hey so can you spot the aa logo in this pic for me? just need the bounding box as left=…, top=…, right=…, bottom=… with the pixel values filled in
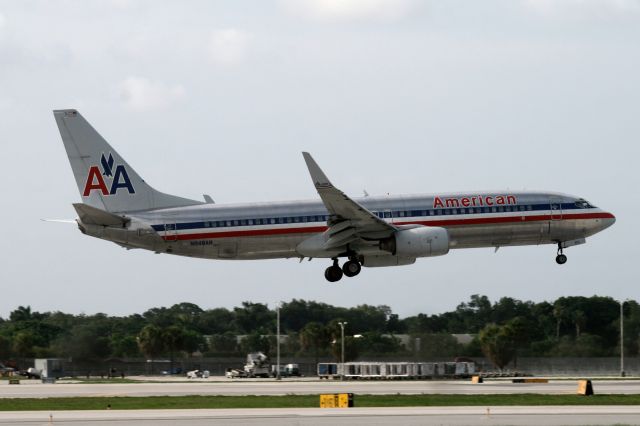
left=83, top=153, right=135, bottom=196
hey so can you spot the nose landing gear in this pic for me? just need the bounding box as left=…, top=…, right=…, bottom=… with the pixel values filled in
left=324, top=257, right=362, bottom=282
left=556, top=243, right=567, bottom=265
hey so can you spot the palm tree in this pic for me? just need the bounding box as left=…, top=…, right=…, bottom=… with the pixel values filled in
left=163, top=326, right=186, bottom=373
left=553, top=304, right=565, bottom=340
left=137, top=325, right=164, bottom=374
left=572, top=310, right=587, bottom=338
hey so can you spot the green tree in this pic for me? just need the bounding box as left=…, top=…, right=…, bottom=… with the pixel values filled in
left=234, top=302, right=274, bottom=334
left=137, top=325, right=165, bottom=364
left=553, top=303, right=566, bottom=340
left=163, top=325, right=187, bottom=372
left=330, top=336, right=360, bottom=362
left=0, top=334, right=12, bottom=359
left=478, top=323, right=516, bottom=371
left=299, top=322, right=328, bottom=365
left=182, top=330, right=205, bottom=356
left=240, top=331, right=271, bottom=354
left=58, top=324, right=110, bottom=361
left=198, top=308, right=234, bottom=334
left=207, top=333, right=238, bottom=355
left=10, top=306, right=33, bottom=322
left=12, top=331, right=36, bottom=359
left=110, top=334, right=140, bottom=358
left=412, top=334, right=463, bottom=358
left=572, top=310, right=587, bottom=338
left=358, top=332, right=403, bottom=355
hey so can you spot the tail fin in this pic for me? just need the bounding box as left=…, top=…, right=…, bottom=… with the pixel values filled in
left=54, top=109, right=202, bottom=213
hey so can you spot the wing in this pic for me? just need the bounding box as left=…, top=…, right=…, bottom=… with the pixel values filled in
left=302, top=152, right=396, bottom=250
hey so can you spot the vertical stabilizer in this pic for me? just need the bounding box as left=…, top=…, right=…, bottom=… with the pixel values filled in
left=54, top=109, right=202, bottom=213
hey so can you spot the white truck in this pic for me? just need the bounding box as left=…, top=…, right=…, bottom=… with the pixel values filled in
left=244, top=352, right=270, bottom=378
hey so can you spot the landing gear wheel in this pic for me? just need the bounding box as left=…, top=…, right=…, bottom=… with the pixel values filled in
left=343, top=260, right=361, bottom=277
left=324, top=265, right=343, bottom=282
left=556, top=243, right=567, bottom=265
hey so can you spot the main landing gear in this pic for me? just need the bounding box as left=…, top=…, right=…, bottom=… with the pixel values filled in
left=556, top=243, right=567, bottom=265
left=325, top=257, right=361, bottom=282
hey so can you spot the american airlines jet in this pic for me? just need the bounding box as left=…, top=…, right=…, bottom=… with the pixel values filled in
left=54, top=110, right=616, bottom=282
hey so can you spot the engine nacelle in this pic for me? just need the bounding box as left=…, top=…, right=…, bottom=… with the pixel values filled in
left=380, top=226, right=449, bottom=258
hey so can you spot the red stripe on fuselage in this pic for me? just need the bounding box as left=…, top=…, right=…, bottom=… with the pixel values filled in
left=160, top=212, right=614, bottom=241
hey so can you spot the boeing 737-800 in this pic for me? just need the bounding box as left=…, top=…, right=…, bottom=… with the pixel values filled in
left=54, top=109, right=615, bottom=282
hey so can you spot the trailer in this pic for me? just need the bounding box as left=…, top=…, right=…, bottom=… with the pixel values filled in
left=319, top=361, right=477, bottom=380
left=317, top=363, right=338, bottom=379
left=34, top=359, right=65, bottom=380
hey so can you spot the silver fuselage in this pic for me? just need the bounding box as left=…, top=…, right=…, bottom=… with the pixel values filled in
left=79, top=190, right=615, bottom=262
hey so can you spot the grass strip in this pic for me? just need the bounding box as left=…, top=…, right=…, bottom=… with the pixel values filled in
left=2, top=394, right=640, bottom=411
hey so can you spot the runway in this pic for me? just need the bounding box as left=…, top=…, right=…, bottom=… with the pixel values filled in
left=2, top=378, right=640, bottom=398
left=1, top=406, right=639, bottom=425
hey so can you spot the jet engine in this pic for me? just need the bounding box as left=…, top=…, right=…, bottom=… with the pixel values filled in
left=379, top=226, right=449, bottom=258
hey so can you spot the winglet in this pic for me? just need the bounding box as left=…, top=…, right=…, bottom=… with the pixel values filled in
left=302, top=152, right=333, bottom=189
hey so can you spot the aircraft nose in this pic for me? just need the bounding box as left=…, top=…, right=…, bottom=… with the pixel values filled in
left=601, top=212, right=616, bottom=230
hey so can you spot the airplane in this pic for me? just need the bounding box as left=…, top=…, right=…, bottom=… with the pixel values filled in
left=54, top=109, right=616, bottom=282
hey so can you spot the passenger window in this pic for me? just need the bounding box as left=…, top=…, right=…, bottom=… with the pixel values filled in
left=429, top=210, right=434, bottom=216
left=498, top=207, right=504, bottom=212
left=240, top=220, right=247, bottom=226
left=491, top=207, right=497, bottom=213
left=527, top=205, right=533, bottom=211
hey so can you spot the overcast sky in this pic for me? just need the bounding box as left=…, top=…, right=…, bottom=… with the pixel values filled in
left=0, top=0, right=638, bottom=319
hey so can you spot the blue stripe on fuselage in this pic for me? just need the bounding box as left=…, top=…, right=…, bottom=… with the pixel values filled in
left=150, top=202, right=588, bottom=233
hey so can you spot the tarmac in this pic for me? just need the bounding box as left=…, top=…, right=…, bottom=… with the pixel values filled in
left=2, top=377, right=640, bottom=398
left=1, top=406, right=640, bottom=425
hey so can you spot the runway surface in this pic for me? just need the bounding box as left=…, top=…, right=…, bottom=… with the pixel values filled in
left=1, top=406, right=639, bottom=425
left=2, top=378, right=640, bottom=398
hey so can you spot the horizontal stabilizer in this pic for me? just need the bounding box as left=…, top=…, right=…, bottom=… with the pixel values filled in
left=73, top=203, right=129, bottom=226
left=41, top=219, right=76, bottom=224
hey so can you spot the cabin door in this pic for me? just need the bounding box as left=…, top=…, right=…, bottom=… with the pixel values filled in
left=163, top=222, right=178, bottom=242
left=550, top=199, right=563, bottom=221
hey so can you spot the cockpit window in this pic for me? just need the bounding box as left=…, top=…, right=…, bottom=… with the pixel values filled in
left=575, top=199, right=595, bottom=209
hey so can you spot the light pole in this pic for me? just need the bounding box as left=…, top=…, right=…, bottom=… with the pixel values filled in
left=620, top=300, right=626, bottom=377
left=276, top=303, right=281, bottom=381
left=338, top=321, right=347, bottom=380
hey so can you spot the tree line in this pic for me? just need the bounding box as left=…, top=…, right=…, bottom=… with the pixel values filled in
left=0, top=295, right=638, bottom=369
